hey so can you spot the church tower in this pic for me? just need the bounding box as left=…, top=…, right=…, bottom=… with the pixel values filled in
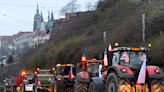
left=40, top=12, right=46, bottom=31
left=33, top=4, right=42, bottom=32
left=45, top=11, right=54, bottom=32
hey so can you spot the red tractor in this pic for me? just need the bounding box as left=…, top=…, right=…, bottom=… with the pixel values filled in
left=88, top=44, right=164, bottom=92
left=74, top=58, right=104, bottom=92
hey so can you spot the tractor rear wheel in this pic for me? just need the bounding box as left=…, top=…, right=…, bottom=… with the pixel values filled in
left=55, top=82, right=64, bottom=92
left=74, top=80, right=88, bottom=92
left=88, top=81, right=98, bottom=92
left=150, top=79, right=164, bottom=92
left=106, top=73, right=133, bottom=92
left=65, top=87, right=73, bottom=92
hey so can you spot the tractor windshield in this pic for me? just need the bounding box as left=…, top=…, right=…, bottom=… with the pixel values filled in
left=38, top=70, right=51, bottom=74
left=56, top=66, right=74, bottom=75
left=37, top=76, right=54, bottom=83
left=87, top=63, right=99, bottom=73
left=120, top=51, right=146, bottom=69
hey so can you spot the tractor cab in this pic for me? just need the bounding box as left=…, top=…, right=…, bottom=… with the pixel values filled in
left=35, top=68, right=55, bottom=91
left=56, top=64, right=75, bottom=76
left=84, top=59, right=102, bottom=77
left=55, top=64, right=75, bottom=92
left=111, top=47, right=149, bottom=70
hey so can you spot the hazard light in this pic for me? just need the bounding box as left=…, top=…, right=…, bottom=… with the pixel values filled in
left=34, top=71, right=37, bottom=74
left=81, top=56, right=86, bottom=61
left=131, top=48, right=141, bottom=51
left=56, top=64, right=61, bottom=66
left=115, top=43, right=119, bottom=47
left=57, top=78, right=61, bottom=81
left=37, top=67, right=40, bottom=71
left=91, top=59, right=97, bottom=62
left=148, top=44, right=152, bottom=48
left=52, top=68, right=55, bottom=71
left=21, top=71, right=26, bottom=76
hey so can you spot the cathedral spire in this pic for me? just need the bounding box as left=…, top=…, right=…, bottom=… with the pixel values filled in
left=40, top=11, right=44, bottom=22
left=51, top=11, right=54, bottom=20
left=36, top=4, right=39, bottom=15
left=48, top=11, right=50, bottom=21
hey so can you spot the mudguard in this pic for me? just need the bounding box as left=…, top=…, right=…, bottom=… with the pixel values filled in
left=76, top=71, right=90, bottom=83
left=146, top=66, right=164, bottom=79
left=107, top=64, right=134, bottom=78
left=91, top=77, right=104, bottom=92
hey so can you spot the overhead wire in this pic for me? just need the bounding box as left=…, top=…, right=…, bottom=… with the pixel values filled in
left=0, top=2, right=60, bottom=8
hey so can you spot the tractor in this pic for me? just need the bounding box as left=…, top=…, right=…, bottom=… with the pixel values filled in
left=35, top=68, right=55, bottom=92
left=3, top=78, right=13, bottom=92
left=88, top=44, right=164, bottom=92
left=55, top=64, right=75, bottom=92
left=74, top=58, right=104, bottom=92
left=20, top=73, right=37, bottom=92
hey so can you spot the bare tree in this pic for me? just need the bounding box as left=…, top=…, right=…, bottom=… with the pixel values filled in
left=86, top=2, right=92, bottom=11
left=59, top=0, right=80, bottom=15
left=85, top=1, right=97, bottom=11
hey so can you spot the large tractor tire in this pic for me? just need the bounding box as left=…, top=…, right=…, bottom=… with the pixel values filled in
left=4, top=86, right=12, bottom=92
left=12, top=86, right=17, bottom=92
left=150, top=79, right=164, bottom=92
left=74, top=80, right=88, bottom=92
left=65, top=87, right=73, bottom=92
left=135, top=83, right=149, bottom=92
left=55, top=82, right=64, bottom=92
left=88, top=82, right=98, bottom=92
left=105, top=73, right=133, bottom=92
left=49, top=83, right=56, bottom=92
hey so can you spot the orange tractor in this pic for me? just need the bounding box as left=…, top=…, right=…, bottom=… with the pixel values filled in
left=88, top=44, right=164, bottom=92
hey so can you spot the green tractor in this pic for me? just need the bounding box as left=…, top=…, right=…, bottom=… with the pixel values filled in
left=35, top=68, right=55, bottom=92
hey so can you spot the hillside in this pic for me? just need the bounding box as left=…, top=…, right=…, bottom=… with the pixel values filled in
left=30, top=0, right=164, bottom=67
left=0, top=0, right=164, bottom=81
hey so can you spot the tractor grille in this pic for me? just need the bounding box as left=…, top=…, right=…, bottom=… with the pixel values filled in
left=41, top=80, right=50, bottom=84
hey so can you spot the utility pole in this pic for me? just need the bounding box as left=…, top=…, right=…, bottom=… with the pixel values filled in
left=103, top=31, right=107, bottom=47
left=142, top=13, right=146, bottom=44
left=103, top=31, right=106, bottom=42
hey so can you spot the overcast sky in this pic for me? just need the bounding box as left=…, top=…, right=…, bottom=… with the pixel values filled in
left=0, top=0, right=98, bottom=36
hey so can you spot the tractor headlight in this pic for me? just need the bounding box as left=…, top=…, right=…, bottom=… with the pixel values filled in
left=120, top=68, right=127, bottom=73
left=154, top=69, right=160, bottom=74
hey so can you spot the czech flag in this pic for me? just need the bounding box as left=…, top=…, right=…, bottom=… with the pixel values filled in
left=108, top=44, right=112, bottom=52
left=137, top=54, right=147, bottom=84
left=81, top=48, right=87, bottom=61
left=103, top=48, right=108, bottom=66
left=98, top=65, right=102, bottom=78
left=69, top=65, right=73, bottom=80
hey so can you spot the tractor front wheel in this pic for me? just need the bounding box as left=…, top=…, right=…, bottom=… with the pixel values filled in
left=150, top=79, right=164, bottom=92
left=74, top=80, right=88, bottom=92
left=106, top=73, right=133, bottom=92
